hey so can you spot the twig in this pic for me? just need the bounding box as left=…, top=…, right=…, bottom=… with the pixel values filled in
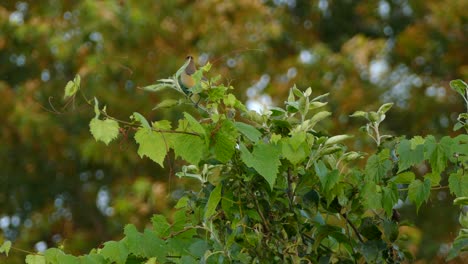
left=252, top=191, right=270, bottom=232
left=287, top=167, right=294, bottom=211
left=342, top=213, right=364, bottom=243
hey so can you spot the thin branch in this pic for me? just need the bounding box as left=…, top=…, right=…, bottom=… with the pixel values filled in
left=397, top=185, right=449, bottom=192
left=342, top=213, right=364, bottom=243
left=286, top=167, right=294, bottom=211
left=251, top=191, right=270, bottom=232
left=162, top=225, right=207, bottom=240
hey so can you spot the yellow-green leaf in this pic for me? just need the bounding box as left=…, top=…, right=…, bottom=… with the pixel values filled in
left=0, top=240, right=11, bottom=256
left=89, top=118, right=119, bottom=145
left=134, top=127, right=168, bottom=167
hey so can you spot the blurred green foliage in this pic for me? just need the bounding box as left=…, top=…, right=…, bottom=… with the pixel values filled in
left=0, top=0, right=466, bottom=263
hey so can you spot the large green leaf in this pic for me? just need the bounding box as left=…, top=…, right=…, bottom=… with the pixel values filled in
left=168, top=133, right=205, bottom=165
left=134, top=127, right=168, bottom=167
left=361, top=182, right=382, bottom=210
left=44, top=248, right=80, bottom=264
left=446, top=232, right=468, bottom=261
left=124, top=225, right=166, bottom=261
left=408, top=179, right=431, bottom=212
left=235, top=122, right=262, bottom=143
left=183, top=112, right=206, bottom=135
left=282, top=132, right=309, bottom=165
left=89, top=118, right=119, bottom=145
left=0, top=241, right=11, bottom=256
left=205, top=184, right=222, bottom=220
left=424, top=136, right=453, bottom=173
left=151, top=215, right=171, bottom=237
left=239, top=142, right=281, bottom=189
left=449, top=79, right=468, bottom=97
left=448, top=170, right=468, bottom=197
left=390, top=171, right=415, bottom=184
left=100, top=240, right=129, bottom=264
left=314, top=161, right=339, bottom=192
left=213, top=120, right=238, bottom=162
left=382, top=184, right=398, bottom=216
left=365, top=149, right=392, bottom=182
left=25, top=255, right=45, bottom=264
left=396, top=139, right=424, bottom=173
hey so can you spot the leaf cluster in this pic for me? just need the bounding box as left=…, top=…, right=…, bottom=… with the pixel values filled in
left=4, top=69, right=468, bottom=263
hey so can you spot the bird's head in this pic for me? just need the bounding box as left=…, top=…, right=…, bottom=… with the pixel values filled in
left=185, top=55, right=196, bottom=74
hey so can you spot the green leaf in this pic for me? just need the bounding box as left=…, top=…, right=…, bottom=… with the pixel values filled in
left=205, top=184, right=222, bottom=220
left=235, top=122, right=262, bottom=143
left=377, top=103, right=393, bottom=115
left=454, top=122, right=464, bottom=131
left=90, top=97, right=99, bottom=119
left=142, top=82, right=173, bottom=93
left=134, top=127, right=168, bottom=167
left=424, top=172, right=441, bottom=186
left=314, top=161, right=339, bottom=192
left=0, top=240, right=11, bottom=256
left=382, top=185, right=398, bottom=216
left=25, top=254, right=46, bottom=264
left=213, top=120, right=238, bottom=162
left=239, top=142, right=281, bottom=189
left=446, top=233, right=468, bottom=260
left=408, top=179, right=431, bottom=212
left=350, top=111, right=368, bottom=119
left=281, top=137, right=308, bottom=165
left=79, top=254, right=106, bottom=264
left=324, top=135, right=353, bottom=146
left=131, top=112, right=151, bottom=129
left=44, top=248, right=65, bottom=263
left=311, top=92, right=329, bottom=102
left=359, top=218, right=383, bottom=240
left=390, top=171, right=415, bottom=184
left=151, top=215, right=171, bottom=237
left=124, top=225, right=166, bottom=261
left=188, top=240, right=209, bottom=258
left=361, top=182, right=382, bottom=209
left=460, top=212, right=468, bottom=228
left=424, top=136, right=453, bottom=173
left=411, top=136, right=425, bottom=148
left=56, top=254, right=80, bottom=264
left=449, top=79, right=468, bottom=97
left=309, top=101, right=327, bottom=110
left=224, top=93, right=237, bottom=107
left=365, top=149, right=392, bottom=182
left=448, top=170, right=468, bottom=197
left=63, top=74, right=80, bottom=100
left=152, top=99, right=179, bottom=110
left=313, top=225, right=344, bottom=252
left=309, top=111, right=331, bottom=128
left=183, top=113, right=206, bottom=135
left=396, top=139, right=424, bottom=173
left=281, top=131, right=308, bottom=164
left=383, top=219, right=399, bottom=242
left=89, top=118, right=119, bottom=145
left=359, top=240, right=387, bottom=263
left=454, top=197, right=468, bottom=206
left=168, top=133, right=205, bottom=164
left=100, top=241, right=128, bottom=264
left=152, top=120, right=172, bottom=130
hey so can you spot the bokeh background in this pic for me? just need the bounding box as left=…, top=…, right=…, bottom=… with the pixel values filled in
left=0, top=0, right=467, bottom=263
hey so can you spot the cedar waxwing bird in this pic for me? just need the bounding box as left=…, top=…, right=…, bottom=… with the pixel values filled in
left=179, top=55, right=197, bottom=94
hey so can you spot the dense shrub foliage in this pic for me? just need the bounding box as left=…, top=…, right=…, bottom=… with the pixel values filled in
left=1, top=65, right=467, bottom=263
